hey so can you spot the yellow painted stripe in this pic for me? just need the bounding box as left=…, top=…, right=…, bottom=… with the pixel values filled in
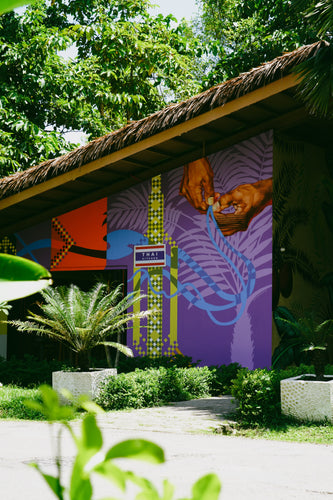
left=132, top=269, right=141, bottom=347
left=169, top=246, right=178, bottom=345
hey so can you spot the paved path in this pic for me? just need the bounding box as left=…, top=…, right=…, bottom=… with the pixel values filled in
left=0, top=397, right=332, bottom=499
left=98, top=395, right=238, bottom=433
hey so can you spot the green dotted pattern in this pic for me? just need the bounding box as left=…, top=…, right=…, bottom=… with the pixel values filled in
left=146, top=176, right=164, bottom=358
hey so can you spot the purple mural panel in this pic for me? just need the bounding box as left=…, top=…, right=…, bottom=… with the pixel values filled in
left=106, top=131, right=273, bottom=368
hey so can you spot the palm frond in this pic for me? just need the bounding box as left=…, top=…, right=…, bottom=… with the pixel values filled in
left=307, top=0, right=333, bottom=38
left=101, top=341, right=133, bottom=357
left=283, top=247, right=320, bottom=285
left=294, top=43, right=333, bottom=117
left=273, top=160, right=299, bottom=222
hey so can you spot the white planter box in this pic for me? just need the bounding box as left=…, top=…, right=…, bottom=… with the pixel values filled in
left=52, top=368, right=117, bottom=403
left=281, top=375, right=333, bottom=423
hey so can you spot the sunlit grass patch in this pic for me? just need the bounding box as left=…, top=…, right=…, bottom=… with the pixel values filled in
left=238, top=420, right=333, bottom=444
left=0, top=385, right=44, bottom=420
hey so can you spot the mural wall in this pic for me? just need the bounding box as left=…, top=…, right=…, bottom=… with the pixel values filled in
left=12, top=131, right=273, bottom=368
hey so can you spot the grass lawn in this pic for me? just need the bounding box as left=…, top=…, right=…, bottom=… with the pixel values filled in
left=237, top=421, right=333, bottom=445
left=0, top=385, right=44, bottom=420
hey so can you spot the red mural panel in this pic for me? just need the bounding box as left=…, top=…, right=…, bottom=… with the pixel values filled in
left=51, top=198, right=107, bottom=270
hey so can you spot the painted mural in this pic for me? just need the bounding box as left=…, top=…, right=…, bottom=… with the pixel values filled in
left=106, top=131, right=273, bottom=368
left=12, top=131, right=273, bottom=368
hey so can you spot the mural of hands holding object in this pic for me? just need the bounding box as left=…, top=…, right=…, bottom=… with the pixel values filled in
left=180, top=158, right=272, bottom=236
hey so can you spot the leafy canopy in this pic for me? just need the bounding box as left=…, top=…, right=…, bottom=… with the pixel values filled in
left=0, top=0, right=204, bottom=176
left=196, top=0, right=319, bottom=86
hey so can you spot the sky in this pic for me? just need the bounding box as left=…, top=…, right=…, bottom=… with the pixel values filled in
left=149, top=0, right=199, bottom=20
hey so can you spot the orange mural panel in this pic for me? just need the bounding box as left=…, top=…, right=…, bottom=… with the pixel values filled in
left=51, top=198, right=107, bottom=270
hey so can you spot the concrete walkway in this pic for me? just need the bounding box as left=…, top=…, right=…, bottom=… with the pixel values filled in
left=0, top=396, right=332, bottom=499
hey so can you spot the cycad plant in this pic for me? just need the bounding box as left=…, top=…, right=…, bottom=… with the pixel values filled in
left=273, top=310, right=333, bottom=378
left=8, top=283, right=151, bottom=371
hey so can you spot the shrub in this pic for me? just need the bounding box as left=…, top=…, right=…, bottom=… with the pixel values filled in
left=182, top=366, right=213, bottom=398
left=230, top=368, right=282, bottom=426
left=208, top=363, right=242, bottom=395
left=230, top=364, right=324, bottom=427
left=0, top=385, right=44, bottom=420
left=96, top=368, right=161, bottom=410
left=96, top=366, right=212, bottom=410
left=0, top=355, right=69, bottom=387
left=158, top=366, right=212, bottom=403
left=117, top=354, right=197, bottom=373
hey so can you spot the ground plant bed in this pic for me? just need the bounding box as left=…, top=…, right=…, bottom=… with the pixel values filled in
left=281, top=375, right=333, bottom=423
left=52, top=368, right=117, bottom=403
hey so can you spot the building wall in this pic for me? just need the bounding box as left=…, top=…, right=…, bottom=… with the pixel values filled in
left=12, top=131, right=273, bottom=368
left=272, top=134, right=333, bottom=363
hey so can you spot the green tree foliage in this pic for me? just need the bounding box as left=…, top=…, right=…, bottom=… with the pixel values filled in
left=0, top=0, right=203, bottom=175
left=196, top=0, right=319, bottom=86
left=290, top=0, right=333, bottom=117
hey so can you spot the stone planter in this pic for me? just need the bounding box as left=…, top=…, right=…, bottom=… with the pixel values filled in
left=52, top=368, right=117, bottom=403
left=281, top=375, right=333, bottom=423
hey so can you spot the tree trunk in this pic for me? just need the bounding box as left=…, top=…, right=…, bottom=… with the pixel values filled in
left=77, top=351, right=90, bottom=372
left=311, top=349, right=328, bottom=379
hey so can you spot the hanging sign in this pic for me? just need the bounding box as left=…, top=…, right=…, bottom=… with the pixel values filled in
left=134, top=244, right=166, bottom=268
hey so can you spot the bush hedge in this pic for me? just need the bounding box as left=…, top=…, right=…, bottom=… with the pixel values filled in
left=230, top=364, right=324, bottom=427
left=96, top=366, right=212, bottom=410
left=208, top=363, right=241, bottom=395
left=117, top=354, right=197, bottom=373
left=0, top=355, right=69, bottom=387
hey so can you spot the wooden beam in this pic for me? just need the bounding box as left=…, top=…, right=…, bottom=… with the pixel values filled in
left=0, top=74, right=298, bottom=212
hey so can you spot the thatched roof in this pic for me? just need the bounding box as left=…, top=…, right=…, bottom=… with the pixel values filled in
left=0, top=40, right=328, bottom=201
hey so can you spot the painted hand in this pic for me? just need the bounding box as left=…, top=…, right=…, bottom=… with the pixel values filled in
left=214, top=178, right=273, bottom=236
left=179, top=158, right=215, bottom=212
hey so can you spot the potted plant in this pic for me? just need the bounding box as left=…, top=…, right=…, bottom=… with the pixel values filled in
left=278, top=312, right=333, bottom=422
left=8, top=282, right=151, bottom=401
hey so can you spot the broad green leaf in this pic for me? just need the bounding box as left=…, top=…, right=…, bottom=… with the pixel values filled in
left=78, top=396, right=105, bottom=415
left=105, top=439, right=165, bottom=464
left=190, top=473, right=221, bottom=500
left=0, top=0, right=29, bottom=14
left=92, top=460, right=126, bottom=491
left=70, top=414, right=103, bottom=499
left=125, top=471, right=160, bottom=498
left=162, top=479, right=175, bottom=500
left=69, top=473, right=93, bottom=500
left=30, top=463, right=65, bottom=500
left=25, top=385, right=75, bottom=421
left=81, top=414, right=103, bottom=453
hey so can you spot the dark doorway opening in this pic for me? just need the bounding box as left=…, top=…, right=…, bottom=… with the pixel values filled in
left=7, top=268, right=127, bottom=368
